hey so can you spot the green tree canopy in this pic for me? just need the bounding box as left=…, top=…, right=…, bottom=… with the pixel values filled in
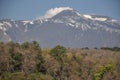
left=49, top=45, right=66, bottom=62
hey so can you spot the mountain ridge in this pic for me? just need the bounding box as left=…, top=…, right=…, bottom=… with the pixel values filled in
left=0, top=7, right=120, bottom=48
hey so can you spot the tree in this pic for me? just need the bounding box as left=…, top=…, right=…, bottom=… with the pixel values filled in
left=29, top=41, right=46, bottom=73
left=49, top=45, right=66, bottom=63
left=11, top=52, right=22, bottom=71
left=21, top=42, right=29, bottom=49
left=49, top=45, right=67, bottom=80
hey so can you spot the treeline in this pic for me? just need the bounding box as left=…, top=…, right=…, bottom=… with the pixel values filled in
left=0, top=41, right=120, bottom=80
left=81, top=47, right=120, bottom=51
left=101, top=47, right=120, bottom=51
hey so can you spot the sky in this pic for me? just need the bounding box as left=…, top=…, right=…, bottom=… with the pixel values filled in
left=0, top=0, right=120, bottom=20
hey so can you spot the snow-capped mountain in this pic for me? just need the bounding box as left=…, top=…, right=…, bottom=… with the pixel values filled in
left=0, top=7, right=120, bottom=48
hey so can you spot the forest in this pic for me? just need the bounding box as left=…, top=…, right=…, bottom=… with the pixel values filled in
left=0, top=41, right=120, bottom=80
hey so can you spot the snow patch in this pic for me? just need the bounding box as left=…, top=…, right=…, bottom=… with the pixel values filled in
left=44, top=7, right=73, bottom=18
left=15, top=24, right=18, bottom=27
left=0, top=23, right=4, bottom=26
left=44, top=19, right=48, bottom=22
left=3, top=22, right=12, bottom=27
left=75, top=12, right=81, bottom=16
left=75, top=23, right=80, bottom=28
left=67, top=23, right=75, bottom=27
left=111, top=19, right=117, bottom=22
left=84, top=15, right=107, bottom=21
left=0, top=26, right=7, bottom=31
left=24, top=25, right=28, bottom=32
left=39, top=19, right=43, bottom=23
left=68, top=18, right=76, bottom=23
left=4, top=32, right=7, bottom=36
left=53, top=19, right=63, bottom=23
left=30, top=21, right=34, bottom=24
left=84, top=24, right=91, bottom=29
left=94, top=18, right=107, bottom=21
left=22, top=21, right=31, bottom=23
left=83, top=15, right=92, bottom=19
left=22, top=21, right=33, bottom=25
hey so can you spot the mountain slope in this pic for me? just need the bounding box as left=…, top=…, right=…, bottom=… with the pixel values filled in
left=0, top=7, right=120, bottom=48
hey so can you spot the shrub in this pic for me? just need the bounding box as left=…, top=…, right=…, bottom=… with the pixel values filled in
left=94, top=64, right=114, bottom=80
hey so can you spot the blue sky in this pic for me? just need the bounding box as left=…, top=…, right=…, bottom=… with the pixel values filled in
left=0, top=0, right=120, bottom=20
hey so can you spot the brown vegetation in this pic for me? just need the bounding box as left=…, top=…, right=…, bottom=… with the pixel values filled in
left=0, top=41, right=120, bottom=80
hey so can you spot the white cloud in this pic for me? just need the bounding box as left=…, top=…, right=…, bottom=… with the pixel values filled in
left=44, top=7, right=73, bottom=18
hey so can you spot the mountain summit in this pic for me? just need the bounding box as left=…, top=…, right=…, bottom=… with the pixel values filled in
left=43, top=7, right=73, bottom=18
left=0, top=7, right=120, bottom=48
